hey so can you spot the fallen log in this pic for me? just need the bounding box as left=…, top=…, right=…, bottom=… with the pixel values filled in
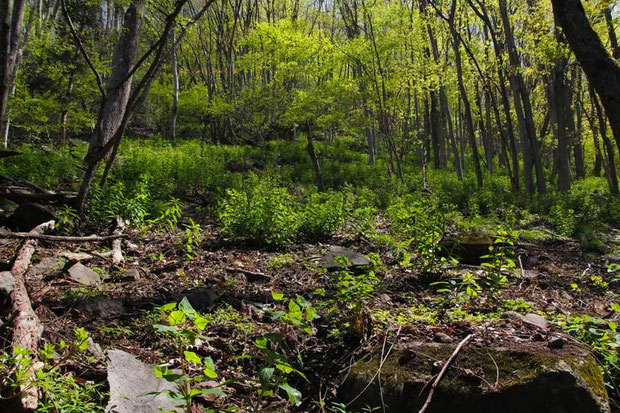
left=0, top=191, right=75, bottom=203
left=9, top=220, right=55, bottom=411
left=0, top=232, right=128, bottom=242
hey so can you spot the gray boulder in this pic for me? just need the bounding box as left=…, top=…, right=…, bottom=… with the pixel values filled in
left=8, top=202, right=55, bottom=232
left=30, top=257, right=65, bottom=278
left=106, top=350, right=182, bottom=413
left=77, top=297, right=126, bottom=320
left=319, top=246, right=371, bottom=271
left=184, top=286, right=219, bottom=311
left=67, top=263, right=101, bottom=285
left=340, top=342, right=609, bottom=413
left=0, top=197, right=18, bottom=215
left=0, top=271, right=14, bottom=308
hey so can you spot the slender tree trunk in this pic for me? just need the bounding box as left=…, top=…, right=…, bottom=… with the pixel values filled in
left=305, top=122, right=324, bottom=191
left=0, top=0, right=26, bottom=143
left=167, top=27, right=179, bottom=145
left=591, top=86, right=619, bottom=195
left=552, top=0, right=620, bottom=161
left=449, top=9, right=482, bottom=187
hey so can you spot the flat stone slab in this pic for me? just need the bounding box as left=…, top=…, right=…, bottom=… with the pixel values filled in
left=183, top=286, right=220, bottom=311
left=522, top=313, right=549, bottom=332
left=319, top=246, right=371, bottom=271
left=31, top=257, right=65, bottom=278
left=106, top=350, right=182, bottom=413
left=77, top=297, right=126, bottom=320
left=0, top=271, right=14, bottom=307
left=341, top=342, right=609, bottom=413
left=67, top=262, right=101, bottom=285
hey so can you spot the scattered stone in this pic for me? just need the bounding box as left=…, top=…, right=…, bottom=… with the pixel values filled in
left=8, top=202, right=56, bottom=232
left=86, top=337, right=105, bottom=360
left=433, top=332, right=454, bottom=343
left=0, top=271, right=14, bottom=307
left=522, top=270, right=539, bottom=279
left=377, top=293, right=392, bottom=304
left=522, top=313, right=549, bottom=332
left=30, top=257, right=65, bottom=278
left=548, top=334, right=566, bottom=349
left=441, top=233, right=492, bottom=265
left=0, top=197, right=18, bottom=215
left=122, top=268, right=141, bottom=281
left=77, top=296, right=126, bottom=320
left=501, top=311, right=525, bottom=322
left=124, top=240, right=139, bottom=251
left=184, top=287, right=219, bottom=311
left=106, top=350, right=182, bottom=413
left=319, top=246, right=371, bottom=271
left=341, top=343, right=610, bottom=413
left=60, top=252, right=93, bottom=262
left=67, top=262, right=101, bottom=286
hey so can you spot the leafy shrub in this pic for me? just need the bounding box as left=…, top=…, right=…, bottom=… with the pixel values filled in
left=88, top=175, right=154, bottom=226
left=299, top=191, right=352, bottom=241
left=386, top=193, right=450, bottom=278
left=219, top=177, right=300, bottom=247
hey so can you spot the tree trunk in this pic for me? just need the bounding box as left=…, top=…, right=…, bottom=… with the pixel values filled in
left=167, top=27, right=179, bottom=145
left=551, top=0, right=620, bottom=160
left=0, top=0, right=26, bottom=143
left=449, top=7, right=483, bottom=187
left=75, top=0, right=146, bottom=211
left=500, top=0, right=546, bottom=194
left=305, top=122, right=324, bottom=191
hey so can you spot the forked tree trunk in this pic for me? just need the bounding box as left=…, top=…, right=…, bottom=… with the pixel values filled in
left=75, top=0, right=146, bottom=211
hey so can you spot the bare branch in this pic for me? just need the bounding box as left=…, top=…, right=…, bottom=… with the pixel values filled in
left=60, top=0, right=105, bottom=98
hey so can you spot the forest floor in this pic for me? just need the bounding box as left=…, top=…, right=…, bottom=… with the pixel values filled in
left=3, top=210, right=619, bottom=412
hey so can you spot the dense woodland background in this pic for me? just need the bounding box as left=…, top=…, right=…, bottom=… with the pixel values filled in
left=1, top=0, right=620, bottom=412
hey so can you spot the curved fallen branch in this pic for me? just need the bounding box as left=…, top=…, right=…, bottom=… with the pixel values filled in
left=418, top=334, right=475, bottom=413
left=10, top=220, right=55, bottom=411
left=0, top=232, right=128, bottom=242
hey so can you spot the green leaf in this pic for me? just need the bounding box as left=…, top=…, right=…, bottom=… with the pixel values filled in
left=203, top=356, right=217, bottom=378
left=271, top=291, right=284, bottom=301
left=178, top=297, right=195, bottom=316
left=259, top=367, right=274, bottom=382
left=279, top=382, right=302, bottom=405
left=159, top=302, right=177, bottom=312
left=153, top=324, right=178, bottom=334
left=168, top=310, right=186, bottom=326
left=305, top=306, right=319, bottom=322
left=184, top=351, right=202, bottom=365
left=194, top=316, right=208, bottom=331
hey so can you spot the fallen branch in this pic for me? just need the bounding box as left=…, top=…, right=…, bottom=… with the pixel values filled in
left=0, top=191, right=76, bottom=203
left=0, top=232, right=128, bottom=242
left=9, top=220, right=55, bottom=411
left=110, top=217, right=125, bottom=265
left=418, top=334, right=475, bottom=413
left=225, top=266, right=270, bottom=281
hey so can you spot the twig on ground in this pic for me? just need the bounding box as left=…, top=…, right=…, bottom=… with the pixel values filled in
left=418, top=334, right=475, bottom=413
left=0, top=232, right=128, bottom=242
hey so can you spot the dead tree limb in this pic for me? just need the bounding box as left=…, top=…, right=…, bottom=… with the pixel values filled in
left=110, top=216, right=124, bottom=265
left=418, top=334, right=475, bottom=413
left=0, top=232, right=127, bottom=242
left=10, top=219, right=55, bottom=411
